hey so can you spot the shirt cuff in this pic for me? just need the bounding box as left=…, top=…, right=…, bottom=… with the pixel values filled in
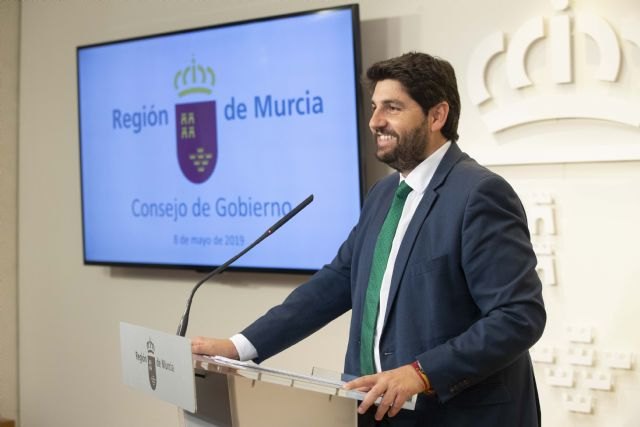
left=229, top=333, right=259, bottom=361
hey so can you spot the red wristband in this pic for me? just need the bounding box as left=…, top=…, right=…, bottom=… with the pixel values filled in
left=411, top=361, right=430, bottom=393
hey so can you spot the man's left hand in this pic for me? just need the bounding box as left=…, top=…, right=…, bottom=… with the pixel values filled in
left=343, top=364, right=425, bottom=420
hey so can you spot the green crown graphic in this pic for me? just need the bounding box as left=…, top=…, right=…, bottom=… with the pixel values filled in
left=174, top=57, right=216, bottom=97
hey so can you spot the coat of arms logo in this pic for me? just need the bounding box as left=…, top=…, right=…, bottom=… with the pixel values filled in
left=174, top=58, right=217, bottom=183
left=147, top=338, right=157, bottom=390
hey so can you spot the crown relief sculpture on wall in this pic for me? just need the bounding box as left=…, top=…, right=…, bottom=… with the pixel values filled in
left=467, top=0, right=639, bottom=133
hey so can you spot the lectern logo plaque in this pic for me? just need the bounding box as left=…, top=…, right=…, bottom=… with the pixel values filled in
left=120, top=322, right=196, bottom=411
left=147, top=338, right=157, bottom=390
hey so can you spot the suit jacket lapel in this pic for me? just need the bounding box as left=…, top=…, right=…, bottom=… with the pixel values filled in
left=382, top=143, right=467, bottom=326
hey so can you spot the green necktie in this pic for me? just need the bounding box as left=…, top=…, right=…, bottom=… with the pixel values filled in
left=360, top=180, right=413, bottom=375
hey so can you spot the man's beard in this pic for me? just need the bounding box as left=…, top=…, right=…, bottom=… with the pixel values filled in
left=375, top=121, right=429, bottom=172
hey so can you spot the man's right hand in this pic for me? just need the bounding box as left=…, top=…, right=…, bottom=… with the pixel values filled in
left=191, top=337, right=239, bottom=360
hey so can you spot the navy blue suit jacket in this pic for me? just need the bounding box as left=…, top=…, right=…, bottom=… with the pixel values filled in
left=243, top=143, right=546, bottom=426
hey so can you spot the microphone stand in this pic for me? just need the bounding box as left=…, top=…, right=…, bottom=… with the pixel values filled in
left=176, top=194, right=313, bottom=336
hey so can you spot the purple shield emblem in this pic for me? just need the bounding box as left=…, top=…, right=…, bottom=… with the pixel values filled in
left=176, top=101, right=217, bottom=183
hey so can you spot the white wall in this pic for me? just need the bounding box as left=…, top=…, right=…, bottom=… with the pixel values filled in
left=0, top=0, right=20, bottom=422
left=492, top=161, right=640, bottom=426
left=18, top=0, right=640, bottom=426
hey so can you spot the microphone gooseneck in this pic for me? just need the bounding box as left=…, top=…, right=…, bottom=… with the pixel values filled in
left=176, top=194, right=314, bottom=336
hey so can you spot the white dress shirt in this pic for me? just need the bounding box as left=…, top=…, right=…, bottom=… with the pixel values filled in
left=232, top=142, right=452, bottom=368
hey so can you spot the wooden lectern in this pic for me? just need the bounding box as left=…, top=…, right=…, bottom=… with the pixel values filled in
left=120, top=322, right=416, bottom=427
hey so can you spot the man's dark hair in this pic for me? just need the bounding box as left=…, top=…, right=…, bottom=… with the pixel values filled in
left=366, top=52, right=461, bottom=142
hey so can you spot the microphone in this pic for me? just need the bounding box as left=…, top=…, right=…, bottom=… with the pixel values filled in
left=176, top=194, right=314, bottom=336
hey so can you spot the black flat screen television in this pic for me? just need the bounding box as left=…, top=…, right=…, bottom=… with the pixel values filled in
left=77, top=4, right=363, bottom=273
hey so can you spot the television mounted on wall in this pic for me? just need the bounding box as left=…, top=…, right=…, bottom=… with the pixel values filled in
left=77, top=4, right=363, bottom=273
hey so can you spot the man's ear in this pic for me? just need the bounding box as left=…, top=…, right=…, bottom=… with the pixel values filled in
left=428, top=102, right=449, bottom=133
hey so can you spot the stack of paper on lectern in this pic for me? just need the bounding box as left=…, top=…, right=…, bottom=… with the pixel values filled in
left=196, top=355, right=416, bottom=410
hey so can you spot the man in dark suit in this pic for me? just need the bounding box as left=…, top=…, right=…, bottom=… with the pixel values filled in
left=192, top=52, right=546, bottom=426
